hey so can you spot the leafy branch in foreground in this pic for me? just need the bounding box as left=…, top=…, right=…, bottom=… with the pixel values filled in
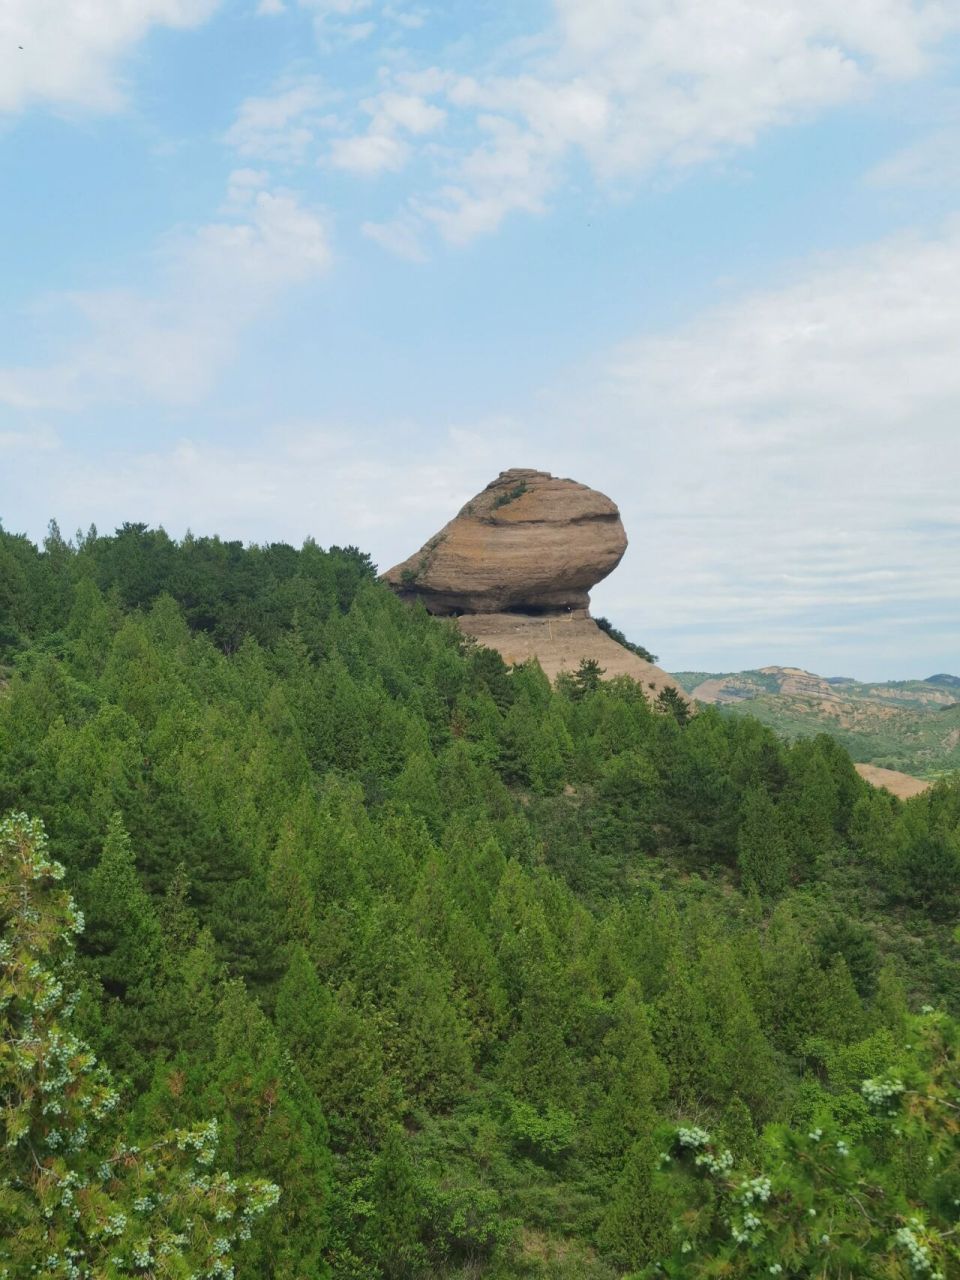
left=0, top=812, right=279, bottom=1279
left=651, top=1009, right=960, bottom=1278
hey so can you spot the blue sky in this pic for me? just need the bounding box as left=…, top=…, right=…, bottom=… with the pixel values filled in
left=2, top=1, right=960, bottom=679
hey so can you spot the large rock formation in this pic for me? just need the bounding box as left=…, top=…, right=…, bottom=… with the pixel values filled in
left=381, top=469, right=627, bottom=615
left=383, top=468, right=688, bottom=703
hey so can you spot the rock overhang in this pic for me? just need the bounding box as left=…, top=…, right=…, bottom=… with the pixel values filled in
left=381, top=468, right=628, bottom=616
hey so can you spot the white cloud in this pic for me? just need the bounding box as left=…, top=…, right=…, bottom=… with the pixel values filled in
left=413, top=114, right=556, bottom=243
left=2, top=420, right=525, bottom=559
left=868, top=122, right=960, bottom=187
left=383, top=6, right=427, bottom=29
left=348, top=0, right=960, bottom=245
left=330, top=131, right=410, bottom=173
left=0, top=427, right=59, bottom=453
left=340, top=20, right=377, bottom=41
left=225, top=81, right=328, bottom=164
left=0, top=0, right=221, bottom=114
left=327, top=89, right=445, bottom=174
left=225, top=167, right=270, bottom=207
left=370, top=91, right=446, bottom=135
left=361, top=216, right=427, bottom=260
left=295, top=0, right=378, bottom=45
left=256, top=0, right=287, bottom=13
left=300, top=0, right=372, bottom=12
left=570, top=218, right=960, bottom=671
left=0, top=185, right=332, bottom=409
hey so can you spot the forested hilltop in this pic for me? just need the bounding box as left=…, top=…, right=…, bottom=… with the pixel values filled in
left=1, top=521, right=958, bottom=1279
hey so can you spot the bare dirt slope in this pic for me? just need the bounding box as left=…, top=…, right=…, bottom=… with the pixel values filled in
left=853, top=763, right=932, bottom=800
left=459, top=611, right=684, bottom=699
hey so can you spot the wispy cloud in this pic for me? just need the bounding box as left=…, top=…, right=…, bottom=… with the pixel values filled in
left=303, top=0, right=960, bottom=248
left=868, top=119, right=960, bottom=188
left=0, top=0, right=221, bottom=115
left=224, top=79, right=330, bottom=165
left=327, top=89, right=445, bottom=173
left=578, top=216, right=960, bottom=670
left=297, top=0, right=378, bottom=47
left=0, top=419, right=525, bottom=553
left=0, top=180, right=332, bottom=409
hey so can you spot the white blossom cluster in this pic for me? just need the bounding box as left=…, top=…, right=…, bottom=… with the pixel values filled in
left=177, top=1118, right=220, bottom=1167
left=893, top=1220, right=945, bottom=1278
left=676, top=1126, right=711, bottom=1149
left=736, top=1176, right=772, bottom=1205
left=675, top=1126, right=734, bottom=1174
left=730, top=1210, right=763, bottom=1244
left=697, top=1147, right=734, bottom=1174
left=861, top=1076, right=905, bottom=1107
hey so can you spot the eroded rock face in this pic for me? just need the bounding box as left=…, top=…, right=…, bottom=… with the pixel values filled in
left=381, top=469, right=627, bottom=615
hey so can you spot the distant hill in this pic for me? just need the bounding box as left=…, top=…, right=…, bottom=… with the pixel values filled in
left=927, top=673, right=960, bottom=688
left=672, top=666, right=960, bottom=780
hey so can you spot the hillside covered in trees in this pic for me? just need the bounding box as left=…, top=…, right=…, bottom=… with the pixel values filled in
left=1, top=520, right=958, bottom=1279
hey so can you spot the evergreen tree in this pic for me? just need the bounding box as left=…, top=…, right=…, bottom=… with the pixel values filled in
left=82, top=812, right=161, bottom=999
left=202, top=981, right=333, bottom=1279
left=590, top=980, right=667, bottom=1160
left=371, top=1126, right=425, bottom=1278
left=596, top=1136, right=673, bottom=1267
left=571, top=657, right=605, bottom=699
left=655, top=684, right=690, bottom=726
left=3, top=519, right=958, bottom=1278
left=737, top=786, right=790, bottom=896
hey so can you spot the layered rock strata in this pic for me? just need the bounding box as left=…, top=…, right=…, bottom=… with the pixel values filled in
left=383, top=468, right=687, bottom=702
left=382, top=469, right=627, bottom=615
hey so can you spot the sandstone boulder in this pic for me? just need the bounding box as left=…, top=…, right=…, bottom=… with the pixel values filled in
left=381, top=469, right=627, bottom=615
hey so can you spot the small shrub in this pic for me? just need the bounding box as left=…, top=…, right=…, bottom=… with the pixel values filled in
left=493, top=481, right=529, bottom=510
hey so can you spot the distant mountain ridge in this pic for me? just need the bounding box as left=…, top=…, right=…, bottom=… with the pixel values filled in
left=671, top=666, right=960, bottom=781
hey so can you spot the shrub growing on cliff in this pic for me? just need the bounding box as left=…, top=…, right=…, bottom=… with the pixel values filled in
left=595, top=616, right=658, bottom=664
left=491, top=480, right=528, bottom=509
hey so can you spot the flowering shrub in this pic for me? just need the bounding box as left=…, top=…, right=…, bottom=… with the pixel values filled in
left=0, top=813, right=279, bottom=1278
left=651, top=1008, right=960, bottom=1278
